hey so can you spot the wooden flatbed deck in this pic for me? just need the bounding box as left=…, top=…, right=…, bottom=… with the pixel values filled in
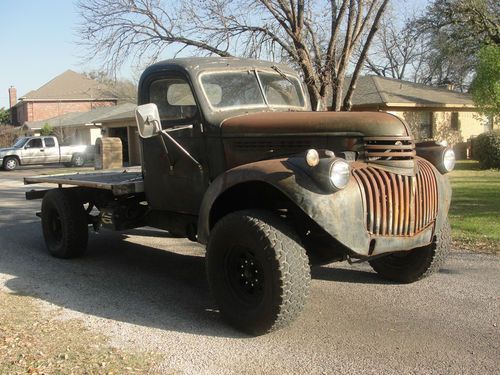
left=24, top=167, right=144, bottom=196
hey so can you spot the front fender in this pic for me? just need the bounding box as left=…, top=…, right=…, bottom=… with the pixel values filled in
left=197, top=157, right=364, bottom=245
left=198, top=157, right=452, bottom=258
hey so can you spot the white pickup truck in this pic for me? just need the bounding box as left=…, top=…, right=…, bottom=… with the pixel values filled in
left=0, top=136, right=92, bottom=171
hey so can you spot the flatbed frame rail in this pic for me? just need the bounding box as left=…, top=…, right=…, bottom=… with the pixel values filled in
left=24, top=168, right=144, bottom=196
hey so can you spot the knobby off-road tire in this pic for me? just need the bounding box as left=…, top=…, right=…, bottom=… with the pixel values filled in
left=3, top=156, right=19, bottom=171
left=41, top=189, right=89, bottom=258
left=369, top=220, right=451, bottom=283
left=206, top=210, right=311, bottom=335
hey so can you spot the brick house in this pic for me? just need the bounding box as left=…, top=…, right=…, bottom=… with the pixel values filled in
left=9, top=70, right=117, bottom=126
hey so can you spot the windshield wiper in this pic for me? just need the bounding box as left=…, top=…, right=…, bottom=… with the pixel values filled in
left=271, top=65, right=292, bottom=83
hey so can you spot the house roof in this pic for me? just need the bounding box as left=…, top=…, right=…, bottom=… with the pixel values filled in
left=19, top=70, right=117, bottom=102
left=24, top=103, right=135, bottom=131
left=94, top=103, right=137, bottom=123
left=349, top=76, right=475, bottom=109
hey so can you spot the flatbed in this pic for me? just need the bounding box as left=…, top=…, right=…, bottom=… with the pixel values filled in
left=24, top=167, right=144, bottom=196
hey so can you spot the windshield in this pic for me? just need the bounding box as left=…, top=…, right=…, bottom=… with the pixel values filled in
left=200, top=70, right=305, bottom=110
left=13, top=137, right=28, bottom=148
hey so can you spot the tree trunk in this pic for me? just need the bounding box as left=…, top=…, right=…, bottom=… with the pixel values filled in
left=343, top=0, right=390, bottom=111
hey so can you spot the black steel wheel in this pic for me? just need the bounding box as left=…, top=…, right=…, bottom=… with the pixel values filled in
left=72, top=154, right=85, bottom=167
left=3, top=156, right=19, bottom=171
left=41, top=189, right=88, bottom=258
left=206, top=210, right=311, bottom=335
left=369, top=220, right=451, bottom=283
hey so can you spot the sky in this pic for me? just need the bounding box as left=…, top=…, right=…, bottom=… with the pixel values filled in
left=0, top=0, right=430, bottom=109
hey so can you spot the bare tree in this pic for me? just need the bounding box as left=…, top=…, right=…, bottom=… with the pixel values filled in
left=364, top=16, right=429, bottom=82
left=84, top=71, right=137, bottom=103
left=77, top=0, right=390, bottom=111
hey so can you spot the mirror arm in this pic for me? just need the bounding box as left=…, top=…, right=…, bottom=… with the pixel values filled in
left=157, top=131, right=175, bottom=173
left=164, top=124, right=193, bottom=133
left=160, top=129, right=203, bottom=171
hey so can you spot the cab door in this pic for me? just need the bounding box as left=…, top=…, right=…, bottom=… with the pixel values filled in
left=43, top=137, right=60, bottom=163
left=21, top=138, right=45, bottom=164
left=140, top=74, right=208, bottom=214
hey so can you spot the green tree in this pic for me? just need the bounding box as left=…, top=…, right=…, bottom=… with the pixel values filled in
left=0, top=107, right=10, bottom=124
left=40, top=123, right=54, bottom=136
left=414, top=0, right=499, bottom=89
left=471, top=45, right=500, bottom=124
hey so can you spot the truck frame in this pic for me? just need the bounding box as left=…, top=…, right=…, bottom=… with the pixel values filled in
left=25, top=57, right=454, bottom=335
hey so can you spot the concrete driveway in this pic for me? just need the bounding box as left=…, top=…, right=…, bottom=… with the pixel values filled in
left=0, top=166, right=498, bottom=374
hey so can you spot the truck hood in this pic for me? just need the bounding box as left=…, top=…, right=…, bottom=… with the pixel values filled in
left=220, top=111, right=410, bottom=137
left=0, top=147, right=16, bottom=154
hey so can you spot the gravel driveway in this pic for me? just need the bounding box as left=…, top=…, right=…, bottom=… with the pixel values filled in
left=0, top=166, right=499, bottom=374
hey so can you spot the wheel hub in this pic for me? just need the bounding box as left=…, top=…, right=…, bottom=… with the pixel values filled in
left=226, top=246, right=264, bottom=304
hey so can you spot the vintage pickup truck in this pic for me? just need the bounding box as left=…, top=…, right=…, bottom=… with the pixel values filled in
left=0, top=135, right=91, bottom=170
left=24, top=57, right=455, bottom=335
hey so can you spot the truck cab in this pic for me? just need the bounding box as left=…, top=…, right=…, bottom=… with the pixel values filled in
left=27, top=57, right=454, bottom=335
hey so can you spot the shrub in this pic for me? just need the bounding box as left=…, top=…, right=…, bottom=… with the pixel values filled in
left=40, top=123, right=54, bottom=136
left=0, top=125, right=23, bottom=148
left=473, top=131, right=500, bottom=169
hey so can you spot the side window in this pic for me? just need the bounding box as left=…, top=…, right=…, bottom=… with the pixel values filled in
left=44, top=137, right=56, bottom=148
left=26, top=138, right=43, bottom=148
left=149, top=78, right=198, bottom=126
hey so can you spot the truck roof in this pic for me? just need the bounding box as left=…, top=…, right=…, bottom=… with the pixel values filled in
left=142, top=56, right=299, bottom=76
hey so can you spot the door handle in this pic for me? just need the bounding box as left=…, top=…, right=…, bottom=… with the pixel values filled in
left=40, top=149, right=45, bottom=152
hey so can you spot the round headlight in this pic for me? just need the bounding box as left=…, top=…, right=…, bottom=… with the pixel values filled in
left=305, top=149, right=320, bottom=167
left=329, top=159, right=350, bottom=190
left=443, top=149, right=455, bottom=172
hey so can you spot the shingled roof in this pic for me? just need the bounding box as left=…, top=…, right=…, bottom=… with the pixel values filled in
left=20, top=70, right=117, bottom=101
left=349, top=76, right=475, bottom=109
left=24, top=103, right=136, bottom=131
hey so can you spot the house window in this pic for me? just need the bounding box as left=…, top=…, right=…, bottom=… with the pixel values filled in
left=419, top=112, right=433, bottom=139
left=451, top=112, right=460, bottom=130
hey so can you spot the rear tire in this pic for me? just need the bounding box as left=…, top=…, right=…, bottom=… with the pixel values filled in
left=41, top=189, right=89, bottom=258
left=206, top=210, right=311, bottom=335
left=369, top=220, right=451, bottom=283
left=72, top=154, right=85, bottom=167
left=3, top=156, right=19, bottom=171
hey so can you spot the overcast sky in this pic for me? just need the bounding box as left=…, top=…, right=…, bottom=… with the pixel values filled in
left=0, top=0, right=429, bottom=109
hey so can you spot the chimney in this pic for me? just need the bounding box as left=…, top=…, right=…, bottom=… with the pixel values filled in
left=8, top=86, right=17, bottom=108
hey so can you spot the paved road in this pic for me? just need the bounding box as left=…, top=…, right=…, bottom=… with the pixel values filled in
left=0, top=166, right=498, bottom=374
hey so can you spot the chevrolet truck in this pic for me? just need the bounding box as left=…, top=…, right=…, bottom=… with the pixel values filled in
left=24, top=57, right=454, bottom=335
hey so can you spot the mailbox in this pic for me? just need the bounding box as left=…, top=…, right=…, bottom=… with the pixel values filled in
left=94, top=137, right=123, bottom=170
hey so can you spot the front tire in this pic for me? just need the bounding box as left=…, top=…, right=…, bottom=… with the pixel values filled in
left=206, top=210, right=311, bottom=335
left=369, top=220, right=451, bottom=283
left=3, top=156, right=19, bottom=171
left=41, top=189, right=89, bottom=258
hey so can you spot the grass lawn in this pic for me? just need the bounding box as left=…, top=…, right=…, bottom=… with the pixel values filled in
left=448, top=160, right=500, bottom=254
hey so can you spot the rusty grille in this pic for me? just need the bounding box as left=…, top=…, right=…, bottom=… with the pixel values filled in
left=353, top=159, right=438, bottom=236
left=364, top=136, right=415, bottom=161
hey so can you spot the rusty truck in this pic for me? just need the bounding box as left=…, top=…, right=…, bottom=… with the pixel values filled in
left=24, top=57, right=454, bottom=335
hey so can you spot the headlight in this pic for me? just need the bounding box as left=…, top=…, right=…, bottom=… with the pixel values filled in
left=305, top=149, right=320, bottom=167
left=329, top=159, right=350, bottom=190
left=443, top=149, right=455, bottom=172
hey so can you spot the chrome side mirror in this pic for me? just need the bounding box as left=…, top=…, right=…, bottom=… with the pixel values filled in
left=135, top=103, right=161, bottom=138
